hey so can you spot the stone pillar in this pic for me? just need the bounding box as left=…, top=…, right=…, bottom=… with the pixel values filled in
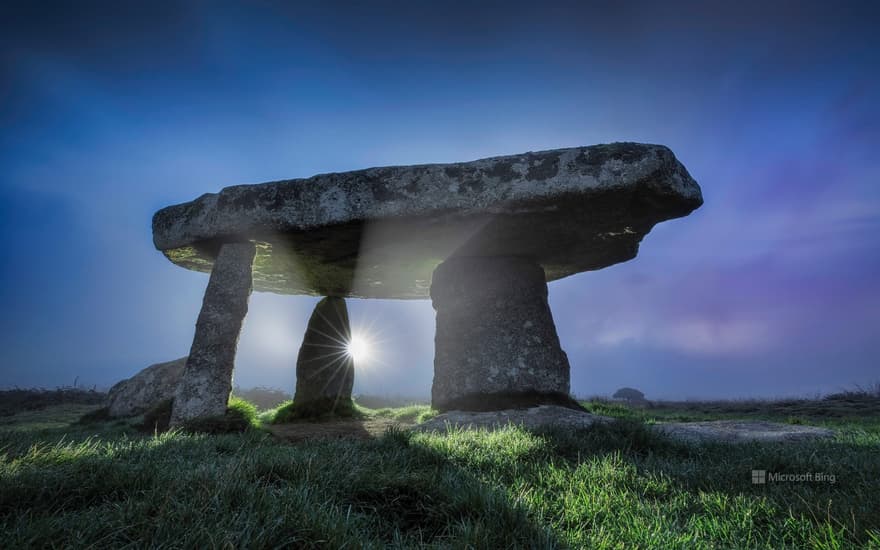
left=430, top=256, right=571, bottom=411
left=170, top=242, right=256, bottom=426
left=293, top=297, right=355, bottom=415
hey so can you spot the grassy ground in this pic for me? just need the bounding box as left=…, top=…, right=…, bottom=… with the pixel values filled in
left=582, top=392, right=880, bottom=430
left=1, top=398, right=878, bottom=548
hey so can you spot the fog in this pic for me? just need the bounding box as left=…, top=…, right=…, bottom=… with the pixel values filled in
left=2, top=1, right=878, bottom=399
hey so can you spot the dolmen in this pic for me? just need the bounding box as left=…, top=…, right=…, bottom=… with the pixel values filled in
left=153, top=142, right=702, bottom=425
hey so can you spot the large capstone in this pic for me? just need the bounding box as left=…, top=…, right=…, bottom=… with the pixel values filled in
left=431, top=256, right=571, bottom=411
left=153, top=143, right=702, bottom=298
left=170, top=242, right=255, bottom=426
left=293, top=296, right=355, bottom=414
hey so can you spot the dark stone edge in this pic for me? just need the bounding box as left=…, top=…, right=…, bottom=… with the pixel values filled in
left=433, top=391, right=586, bottom=413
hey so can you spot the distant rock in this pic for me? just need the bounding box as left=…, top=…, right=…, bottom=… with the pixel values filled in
left=612, top=387, right=647, bottom=404
left=611, top=388, right=645, bottom=401
left=415, top=405, right=610, bottom=432
left=107, top=357, right=186, bottom=417
left=653, top=420, right=835, bottom=443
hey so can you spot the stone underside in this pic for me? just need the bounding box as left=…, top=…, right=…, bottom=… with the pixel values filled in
left=293, top=297, right=355, bottom=414
left=431, top=256, right=571, bottom=411
left=153, top=142, right=702, bottom=298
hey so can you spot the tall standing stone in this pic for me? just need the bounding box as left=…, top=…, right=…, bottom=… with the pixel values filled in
left=170, top=242, right=256, bottom=426
left=431, top=256, right=570, bottom=411
left=293, top=297, right=355, bottom=415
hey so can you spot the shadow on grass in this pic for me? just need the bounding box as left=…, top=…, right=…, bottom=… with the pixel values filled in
left=0, top=415, right=561, bottom=548
left=336, top=428, right=562, bottom=546
left=525, top=419, right=880, bottom=547
left=1, top=406, right=878, bottom=547
left=267, top=417, right=377, bottom=442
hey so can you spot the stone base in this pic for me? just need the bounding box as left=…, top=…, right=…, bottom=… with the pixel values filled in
left=170, top=242, right=255, bottom=426
left=274, top=397, right=359, bottom=422
left=433, top=390, right=583, bottom=413
left=416, top=405, right=609, bottom=433
left=430, top=256, right=571, bottom=411
left=654, top=420, right=835, bottom=443
left=293, top=297, right=355, bottom=416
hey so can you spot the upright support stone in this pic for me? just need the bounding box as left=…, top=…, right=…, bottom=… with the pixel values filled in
left=170, top=242, right=256, bottom=426
left=431, top=256, right=571, bottom=411
left=293, top=297, right=355, bottom=415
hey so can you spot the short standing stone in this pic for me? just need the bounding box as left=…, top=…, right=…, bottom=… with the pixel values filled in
left=107, top=357, right=186, bottom=417
left=170, top=242, right=256, bottom=426
left=293, top=297, right=355, bottom=414
left=431, top=256, right=571, bottom=411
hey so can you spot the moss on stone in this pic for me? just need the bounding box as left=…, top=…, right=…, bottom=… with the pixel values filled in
left=182, top=397, right=259, bottom=434
left=138, top=397, right=259, bottom=434
left=272, top=398, right=363, bottom=423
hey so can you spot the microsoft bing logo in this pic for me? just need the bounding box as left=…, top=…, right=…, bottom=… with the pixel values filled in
left=751, top=469, right=835, bottom=484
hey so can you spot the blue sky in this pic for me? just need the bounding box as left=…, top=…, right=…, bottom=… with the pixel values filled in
left=2, top=1, right=878, bottom=399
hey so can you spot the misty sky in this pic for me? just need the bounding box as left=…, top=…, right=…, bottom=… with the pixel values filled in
left=2, top=1, right=878, bottom=399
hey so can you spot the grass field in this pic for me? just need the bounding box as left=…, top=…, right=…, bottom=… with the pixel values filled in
left=1, top=393, right=878, bottom=549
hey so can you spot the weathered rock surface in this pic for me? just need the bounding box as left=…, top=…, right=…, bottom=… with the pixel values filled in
left=416, top=414, right=835, bottom=446
left=107, top=357, right=186, bottom=417
left=416, top=405, right=611, bottom=432
left=170, top=242, right=255, bottom=426
left=416, top=413, right=835, bottom=445
left=293, top=297, right=355, bottom=414
left=653, top=420, right=835, bottom=443
left=153, top=142, right=702, bottom=298
left=431, top=256, right=570, bottom=410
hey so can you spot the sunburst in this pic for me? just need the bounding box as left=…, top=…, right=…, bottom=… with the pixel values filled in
left=345, top=333, right=372, bottom=362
